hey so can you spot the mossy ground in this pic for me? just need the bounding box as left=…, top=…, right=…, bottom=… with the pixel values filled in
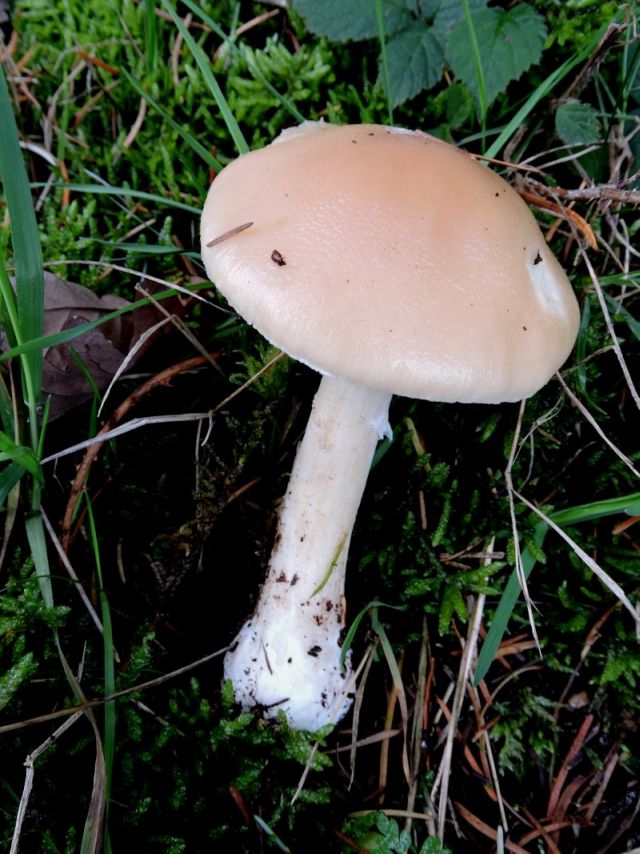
left=0, top=2, right=639, bottom=852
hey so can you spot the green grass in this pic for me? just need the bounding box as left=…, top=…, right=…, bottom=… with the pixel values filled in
left=1, top=1, right=639, bottom=851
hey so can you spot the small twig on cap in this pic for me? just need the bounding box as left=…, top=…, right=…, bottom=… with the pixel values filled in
left=206, top=221, right=254, bottom=247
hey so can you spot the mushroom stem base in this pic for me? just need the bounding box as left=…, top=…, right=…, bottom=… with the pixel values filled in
left=223, top=374, right=391, bottom=731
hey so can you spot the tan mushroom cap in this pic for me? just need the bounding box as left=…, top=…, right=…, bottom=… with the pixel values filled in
left=201, top=123, right=580, bottom=403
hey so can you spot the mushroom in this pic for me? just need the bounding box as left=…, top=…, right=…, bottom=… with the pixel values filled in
left=200, top=122, right=580, bottom=731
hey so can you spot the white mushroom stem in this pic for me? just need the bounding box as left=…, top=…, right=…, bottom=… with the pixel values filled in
left=223, top=374, right=392, bottom=731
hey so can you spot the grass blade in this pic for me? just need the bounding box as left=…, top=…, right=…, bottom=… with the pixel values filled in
left=474, top=523, right=546, bottom=686
left=91, top=238, right=193, bottom=256
left=144, top=0, right=158, bottom=73
left=340, top=599, right=406, bottom=672
left=0, top=63, right=44, bottom=449
left=0, top=463, right=26, bottom=507
left=160, top=0, right=249, bottom=155
left=475, top=491, right=640, bottom=684
left=122, top=70, right=223, bottom=171
left=461, top=0, right=487, bottom=142
left=84, top=497, right=116, bottom=818
left=179, top=0, right=306, bottom=124
left=252, top=815, right=292, bottom=853
left=0, top=432, right=42, bottom=482
left=25, top=514, right=54, bottom=610
left=30, top=183, right=201, bottom=214
left=374, top=0, right=393, bottom=124
left=484, top=20, right=622, bottom=159
left=0, top=280, right=210, bottom=363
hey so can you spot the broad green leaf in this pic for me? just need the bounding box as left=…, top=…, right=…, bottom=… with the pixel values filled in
left=295, top=0, right=487, bottom=108
left=447, top=4, right=547, bottom=108
left=293, top=0, right=413, bottom=42
left=485, top=21, right=617, bottom=159
left=387, top=22, right=444, bottom=106
left=555, top=101, right=603, bottom=145
left=427, top=0, right=488, bottom=43
left=443, top=81, right=474, bottom=128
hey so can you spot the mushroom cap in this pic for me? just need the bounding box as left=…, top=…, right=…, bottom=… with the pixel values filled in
left=201, top=123, right=580, bottom=403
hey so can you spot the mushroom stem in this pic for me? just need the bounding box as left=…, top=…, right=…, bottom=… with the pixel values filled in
left=224, top=374, right=392, bottom=730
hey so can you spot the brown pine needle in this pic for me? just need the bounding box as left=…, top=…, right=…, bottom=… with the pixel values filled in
left=455, top=801, right=529, bottom=854
left=547, top=714, right=594, bottom=818
left=519, top=189, right=598, bottom=249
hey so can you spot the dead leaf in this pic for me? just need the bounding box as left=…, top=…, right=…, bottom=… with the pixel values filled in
left=5, top=273, right=175, bottom=419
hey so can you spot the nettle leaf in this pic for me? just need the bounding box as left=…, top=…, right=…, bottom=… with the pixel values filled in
left=426, top=0, right=488, bottom=43
left=555, top=101, right=603, bottom=145
left=437, top=81, right=474, bottom=129
left=296, top=0, right=490, bottom=107
left=293, top=0, right=413, bottom=42
left=446, top=4, right=547, bottom=108
left=387, top=21, right=444, bottom=106
left=445, top=81, right=474, bottom=126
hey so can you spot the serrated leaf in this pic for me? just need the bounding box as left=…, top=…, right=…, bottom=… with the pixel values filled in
left=555, top=101, right=602, bottom=145
left=293, top=0, right=413, bottom=42
left=443, top=81, right=474, bottom=127
left=428, top=0, right=488, bottom=43
left=386, top=22, right=445, bottom=106
left=447, top=4, right=547, bottom=108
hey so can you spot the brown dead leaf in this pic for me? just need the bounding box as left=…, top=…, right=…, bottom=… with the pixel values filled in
left=5, top=273, right=174, bottom=419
